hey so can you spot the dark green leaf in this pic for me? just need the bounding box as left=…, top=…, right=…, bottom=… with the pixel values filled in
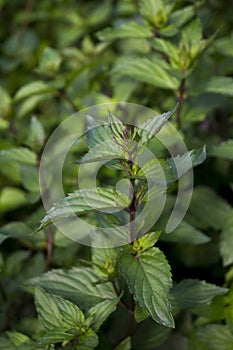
left=38, top=187, right=130, bottom=231
left=28, top=267, right=115, bottom=309
left=220, top=210, right=233, bottom=266
left=160, top=221, right=210, bottom=245
left=115, top=337, right=131, bottom=350
left=209, top=139, right=233, bottom=160
left=171, top=279, right=227, bottom=310
left=87, top=298, right=119, bottom=331
left=118, top=248, right=174, bottom=327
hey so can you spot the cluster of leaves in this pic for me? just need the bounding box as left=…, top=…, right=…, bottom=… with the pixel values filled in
left=0, top=0, right=233, bottom=349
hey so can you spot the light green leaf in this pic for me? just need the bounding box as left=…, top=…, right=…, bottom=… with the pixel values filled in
left=186, top=186, right=231, bottom=230
left=6, top=332, right=29, bottom=346
left=139, top=0, right=163, bottom=25
left=182, top=18, right=202, bottom=46
left=169, top=6, right=194, bottom=28
left=112, top=57, right=179, bottom=90
left=160, top=221, right=210, bottom=245
left=115, top=337, right=131, bottom=350
left=209, top=139, right=233, bottom=160
left=28, top=267, right=115, bottom=309
left=108, top=111, right=124, bottom=138
left=20, top=164, right=39, bottom=193
left=168, top=146, right=206, bottom=177
left=0, top=86, right=11, bottom=117
left=16, top=93, right=53, bottom=119
left=85, top=116, right=112, bottom=148
left=171, top=279, right=227, bottom=310
left=0, top=147, right=37, bottom=165
left=118, top=247, right=174, bottom=327
left=137, top=107, right=176, bottom=144
left=26, top=116, right=45, bottom=147
left=38, top=187, right=130, bottom=231
left=79, top=139, right=123, bottom=163
left=14, top=81, right=56, bottom=102
left=0, top=187, right=28, bottom=212
left=87, top=298, right=119, bottom=331
left=220, top=209, right=233, bottom=266
left=133, top=232, right=161, bottom=253
left=37, top=47, right=62, bottom=76
left=97, top=22, right=152, bottom=41
left=151, top=38, right=179, bottom=62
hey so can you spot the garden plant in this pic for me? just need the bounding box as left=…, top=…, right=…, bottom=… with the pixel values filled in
left=0, top=0, right=233, bottom=349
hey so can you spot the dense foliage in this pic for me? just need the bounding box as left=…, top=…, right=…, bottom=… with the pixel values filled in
left=0, top=0, right=233, bottom=349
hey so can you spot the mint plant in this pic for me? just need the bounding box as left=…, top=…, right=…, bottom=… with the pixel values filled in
left=18, top=108, right=227, bottom=349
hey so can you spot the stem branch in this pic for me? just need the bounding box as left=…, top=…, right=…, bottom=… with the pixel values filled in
left=176, top=78, right=186, bottom=129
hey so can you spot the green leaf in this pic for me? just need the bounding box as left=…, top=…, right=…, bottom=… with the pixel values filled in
left=0, top=337, right=15, bottom=350
left=108, top=111, right=125, bottom=138
left=118, top=247, right=174, bottom=327
left=87, top=298, right=119, bottom=331
left=14, top=81, right=56, bottom=102
left=139, top=0, right=164, bottom=25
left=0, top=234, right=7, bottom=245
left=85, top=116, right=112, bottom=149
left=182, top=18, right=202, bottom=47
left=0, top=222, right=31, bottom=241
left=169, top=6, right=194, bottom=28
left=160, top=221, right=210, bottom=245
left=220, top=209, right=233, bottom=266
left=169, top=146, right=206, bottom=175
left=37, top=47, right=62, bottom=76
left=190, top=325, right=233, bottom=350
left=97, top=22, right=152, bottom=41
left=134, top=303, right=149, bottom=323
left=171, top=279, right=227, bottom=310
left=192, top=76, right=233, bottom=96
left=6, top=332, right=30, bottom=346
left=38, top=330, right=74, bottom=345
left=137, top=107, right=176, bottom=144
left=79, top=329, right=99, bottom=348
left=133, top=232, right=161, bottom=253
left=20, top=164, right=39, bottom=193
left=28, top=267, right=115, bottom=309
left=0, top=147, right=37, bottom=165
left=115, top=337, right=131, bottom=350
left=35, top=287, right=64, bottom=330
left=0, top=187, right=28, bottom=212
left=112, top=57, right=179, bottom=90
left=26, top=116, right=45, bottom=148
left=56, top=296, right=85, bottom=329
left=38, top=187, right=130, bottom=231
left=186, top=186, right=231, bottom=230
left=0, top=86, right=11, bottom=117
left=79, top=139, right=123, bottom=163
left=209, top=139, right=233, bottom=160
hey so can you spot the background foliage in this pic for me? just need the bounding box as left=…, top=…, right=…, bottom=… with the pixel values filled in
left=0, top=0, right=233, bottom=349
